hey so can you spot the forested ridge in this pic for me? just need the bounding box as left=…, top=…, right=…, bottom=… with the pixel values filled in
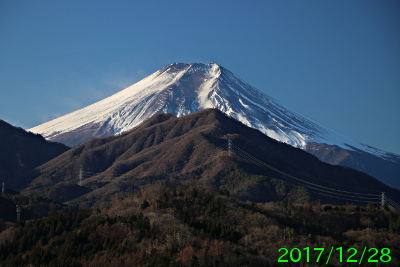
left=0, top=120, right=69, bottom=190
left=19, top=109, right=400, bottom=209
left=1, top=181, right=399, bottom=266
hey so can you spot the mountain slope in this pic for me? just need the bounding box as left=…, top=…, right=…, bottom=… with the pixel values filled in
left=28, top=62, right=400, bottom=189
left=0, top=120, right=70, bottom=190
left=305, top=142, right=400, bottom=189
left=24, top=109, right=400, bottom=209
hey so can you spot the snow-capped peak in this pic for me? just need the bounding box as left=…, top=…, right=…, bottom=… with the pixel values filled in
left=29, top=62, right=399, bottom=165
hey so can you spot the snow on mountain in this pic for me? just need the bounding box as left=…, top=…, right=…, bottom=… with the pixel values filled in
left=29, top=62, right=398, bottom=163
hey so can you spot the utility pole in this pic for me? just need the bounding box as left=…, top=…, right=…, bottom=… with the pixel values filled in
left=381, top=192, right=385, bottom=206
left=16, top=205, right=22, bottom=222
left=228, top=139, right=232, bottom=157
left=79, top=168, right=83, bottom=186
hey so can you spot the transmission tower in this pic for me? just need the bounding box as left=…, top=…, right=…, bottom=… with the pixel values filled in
left=1, top=182, right=4, bottom=195
left=228, top=139, right=232, bottom=157
left=381, top=192, right=385, bottom=206
left=16, top=205, right=22, bottom=222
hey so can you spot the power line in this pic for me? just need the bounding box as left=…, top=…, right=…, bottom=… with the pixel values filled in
left=233, top=143, right=382, bottom=194
left=72, top=137, right=399, bottom=210
left=385, top=197, right=400, bottom=211
left=77, top=143, right=226, bottom=183
left=386, top=196, right=400, bottom=207
left=231, top=143, right=381, bottom=198
left=312, top=192, right=380, bottom=203
left=228, top=142, right=395, bottom=205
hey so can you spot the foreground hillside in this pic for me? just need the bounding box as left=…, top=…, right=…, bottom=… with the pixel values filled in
left=1, top=181, right=399, bottom=266
left=23, top=109, right=400, bottom=209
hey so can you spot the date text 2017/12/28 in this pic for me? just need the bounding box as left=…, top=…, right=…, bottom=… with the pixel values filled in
left=278, top=247, right=391, bottom=264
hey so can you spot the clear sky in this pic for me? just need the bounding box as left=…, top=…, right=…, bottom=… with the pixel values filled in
left=1, top=1, right=399, bottom=154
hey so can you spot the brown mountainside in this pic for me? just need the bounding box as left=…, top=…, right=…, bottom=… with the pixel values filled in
left=23, top=109, right=400, bottom=208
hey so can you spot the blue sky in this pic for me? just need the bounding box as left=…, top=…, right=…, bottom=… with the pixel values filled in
left=1, top=0, right=399, bottom=154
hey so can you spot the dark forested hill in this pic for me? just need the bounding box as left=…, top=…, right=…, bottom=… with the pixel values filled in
left=21, top=109, right=400, bottom=209
left=1, top=182, right=399, bottom=266
left=0, top=192, right=69, bottom=232
left=0, top=120, right=69, bottom=190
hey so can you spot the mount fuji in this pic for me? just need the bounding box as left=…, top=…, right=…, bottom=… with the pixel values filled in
left=29, top=62, right=400, bottom=189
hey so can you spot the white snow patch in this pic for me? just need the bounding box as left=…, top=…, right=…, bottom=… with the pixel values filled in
left=239, top=98, right=249, bottom=108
